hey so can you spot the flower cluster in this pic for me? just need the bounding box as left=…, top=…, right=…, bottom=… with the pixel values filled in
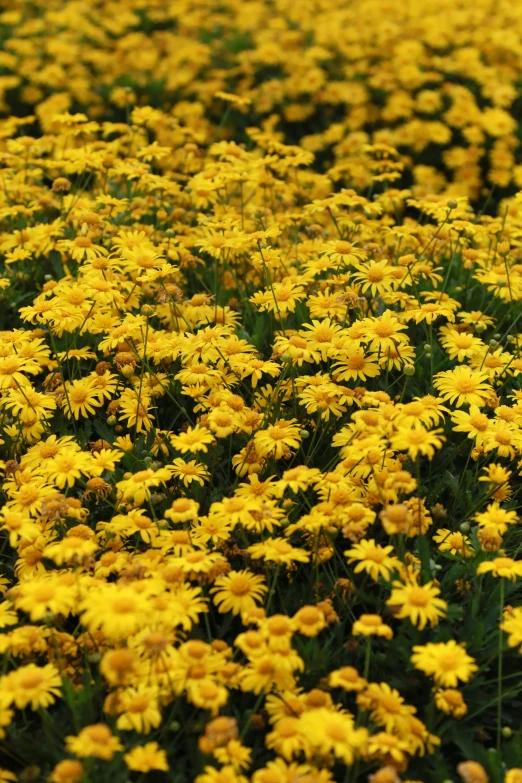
left=0, top=2, right=522, bottom=783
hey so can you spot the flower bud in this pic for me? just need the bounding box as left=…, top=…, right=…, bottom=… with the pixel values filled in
left=403, top=365, right=415, bottom=376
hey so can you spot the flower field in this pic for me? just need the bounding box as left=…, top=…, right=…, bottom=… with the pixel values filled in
left=2, top=1, right=522, bottom=781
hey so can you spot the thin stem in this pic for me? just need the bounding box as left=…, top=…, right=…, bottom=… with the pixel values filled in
left=497, top=578, right=505, bottom=752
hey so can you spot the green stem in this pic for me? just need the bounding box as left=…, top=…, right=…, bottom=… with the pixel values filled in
left=497, top=578, right=505, bottom=752
left=266, top=565, right=281, bottom=614
left=363, top=637, right=372, bottom=680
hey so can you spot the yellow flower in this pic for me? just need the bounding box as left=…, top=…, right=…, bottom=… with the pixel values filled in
left=357, top=681, right=415, bottom=732
left=483, top=422, right=522, bottom=459
left=298, top=707, right=368, bottom=765
left=441, top=329, right=484, bottom=361
left=366, top=731, right=410, bottom=764
left=433, top=528, right=472, bottom=558
left=124, top=742, right=169, bottom=772
left=434, top=688, right=467, bottom=718
left=2, top=663, right=62, bottom=710
left=351, top=260, right=397, bottom=296
left=170, top=424, right=214, bottom=454
left=65, top=724, right=123, bottom=760
left=345, top=539, right=399, bottom=582
left=170, top=458, right=209, bottom=486
left=390, top=425, right=445, bottom=460
left=501, top=606, right=522, bottom=651
left=254, top=420, right=301, bottom=460
left=457, top=761, right=488, bottom=783
left=48, top=760, right=84, bottom=783
left=116, top=466, right=172, bottom=505
left=80, top=585, right=149, bottom=639
left=451, top=405, right=491, bottom=444
left=481, top=107, right=517, bottom=137
left=247, top=537, right=310, bottom=566
left=250, top=281, right=305, bottom=317
left=387, top=579, right=447, bottom=629
left=14, top=576, right=76, bottom=621
left=352, top=614, right=393, bottom=639
left=332, top=347, right=381, bottom=381
left=363, top=310, right=409, bottom=352
left=477, top=556, right=522, bottom=581
left=320, top=240, right=367, bottom=266
left=62, top=377, right=103, bottom=419
left=328, top=666, right=366, bottom=692
left=293, top=605, right=326, bottom=637
left=434, top=366, right=491, bottom=407
left=213, top=740, right=252, bottom=771
left=411, top=641, right=478, bottom=687
left=116, top=685, right=162, bottom=733
left=210, top=570, right=267, bottom=616
left=474, top=502, right=518, bottom=535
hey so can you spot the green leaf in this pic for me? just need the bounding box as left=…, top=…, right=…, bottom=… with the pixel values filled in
left=93, top=419, right=114, bottom=444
